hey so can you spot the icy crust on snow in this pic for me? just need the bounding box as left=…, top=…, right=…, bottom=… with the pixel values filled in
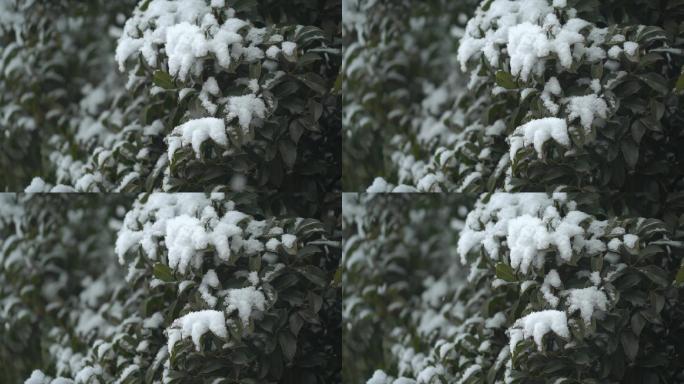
left=508, top=310, right=569, bottom=352
left=457, top=0, right=608, bottom=81
left=115, top=193, right=294, bottom=274
left=166, top=310, right=227, bottom=351
left=115, top=0, right=296, bottom=81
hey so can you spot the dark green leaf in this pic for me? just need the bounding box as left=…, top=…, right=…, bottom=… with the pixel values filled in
left=278, top=331, right=297, bottom=362
left=153, top=263, right=174, bottom=282
left=295, top=265, right=328, bottom=287
left=638, top=265, right=669, bottom=287
left=495, top=70, right=517, bottom=89
left=278, top=139, right=297, bottom=168
left=621, top=331, right=639, bottom=361
left=495, top=263, right=516, bottom=282
left=152, top=70, right=175, bottom=90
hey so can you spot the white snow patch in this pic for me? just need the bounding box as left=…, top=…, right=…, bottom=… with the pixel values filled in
left=509, top=310, right=569, bottom=352
left=225, top=286, right=266, bottom=325
left=509, top=118, right=569, bottom=160
left=167, top=310, right=227, bottom=351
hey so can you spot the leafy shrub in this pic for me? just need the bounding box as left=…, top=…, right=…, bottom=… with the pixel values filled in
left=0, top=193, right=341, bottom=383
left=343, top=192, right=684, bottom=383
left=0, top=0, right=341, bottom=194
left=343, top=0, right=684, bottom=199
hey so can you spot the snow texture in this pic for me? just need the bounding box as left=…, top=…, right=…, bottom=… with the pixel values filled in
left=509, top=118, right=569, bottom=160
left=458, top=194, right=600, bottom=274
left=115, top=194, right=284, bottom=274
left=167, top=117, right=228, bottom=160
left=508, top=310, right=569, bottom=352
left=226, top=94, right=266, bottom=130
left=565, top=94, right=608, bottom=131
left=225, top=286, right=266, bottom=325
left=167, top=310, right=227, bottom=351
left=564, top=286, right=607, bottom=324
left=458, top=0, right=597, bottom=81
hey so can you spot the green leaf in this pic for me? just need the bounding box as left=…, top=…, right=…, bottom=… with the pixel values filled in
left=620, top=139, right=639, bottom=168
left=289, top=313, right=304, bottom=336
left=278, top=331, right=297, bottom=362
left=675, top=264, right=684, bottom=284
left=295, top=73, right=328, bottom=95
left=621, top=331, right=639, bottom=361
left=278, top=139, right=297, bottom=168
left=636, top=73, right=669, bottom=95
left=495, top=70, right=517, bottom=89
left=152, top=70, right=175, bottom=90
left=295, top=265, right=328, bottom=287
left=676, top=70, right=684, bottom=93
left=630, top=312, right=646, bottom=336
left=630, top=120, right=646, bottom=144
left=495, top=262, right=516, bottom=282
left=153, top=263, right=174, bottom=282
left=638, top=265, right=669, bottom=287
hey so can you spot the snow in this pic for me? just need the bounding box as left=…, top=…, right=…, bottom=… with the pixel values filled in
left=281, top=41, right=297, bottom=56
left=506, top=23, right=550, bottom=80
left=367, top=371, right=391, bottom=384
left=116, top=0, right=255, bottom=80
left=541, top=269, right=561, bottom=307
left=165, top=215, right=210, bottom=273
left=25, top=177, right=49, bottom=193
left=74, top=366, right=102, bottom=383
left=281, top=234, right=297, bottom=249
left=200, top=77, right=220, bottom=115
left=226, top=94, right=266, bottom=130
left=114, top=365, right=139, bottom=384
left=25, top=370, right=49, bottom=384
left=115, top=172, right=140, bottom=192
left=541, top=77, right=561, bottom=115
left=167, top=117, right=228, bottom=160
left=457, top=364, right=481, bottom=384
left=266, top=45, right=281, bottom=59
left=458, top=194, right=603, bottom=274
left=144, top=312, right=165, bottom=329
left=116, top=194, right=259, bottom=274
left=367, top=177, right=392, bottom=193
left=607, top=237, right=622, bottom=251
left=509, top=118, right=569, bottom=160
left=623, top=234, right=638, bottom=248
left=167, top=310, right=227, bottom=351
left=509, top=310, right=569, bottom=352
left=266, top=238, right=281, bottom=251
left=565, top=94, right=608, bottom=131
left=623, top=41, right=638, bottom=56
left=607, top=45, right=622, bottom=59
left=199, top=269, right=219, bottom=307
left=564, top=286, right=607, bottom=324
left=225, top=286, right=266, bottom=325
left=458, top=0, right=591, bottom=81
left=416, top=366, right=443, bottom=383
left=485, top=312, right=507, bottom=328
left=590, top=271, right=601, bottom=285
